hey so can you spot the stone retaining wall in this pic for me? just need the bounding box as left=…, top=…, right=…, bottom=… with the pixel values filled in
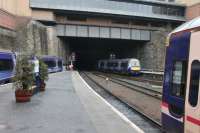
left=137, top=28, right=170, bottom=71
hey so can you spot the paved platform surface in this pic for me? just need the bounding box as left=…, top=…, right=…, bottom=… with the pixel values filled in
left=0, top=71, right=142, bottom=133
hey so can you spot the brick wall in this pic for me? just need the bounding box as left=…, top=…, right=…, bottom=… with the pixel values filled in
left=0, top=9, right=16, bottom=30
left=186, top=3, right=200, bottom=20
left=0, top=0, right=32, bottom=17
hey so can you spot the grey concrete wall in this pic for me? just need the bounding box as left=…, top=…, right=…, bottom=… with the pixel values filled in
left=14, top=21, right=48, bottom=55
left=0, top=27, right=16, bottom=51
left=0, top=20, right=68, bottom=63
left=137, top=29, right=169, bottom=71
left=46, top=26, right=68, bottom=62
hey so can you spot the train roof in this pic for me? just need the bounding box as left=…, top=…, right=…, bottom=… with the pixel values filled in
left=0, top=52, right=15, bottom=59
left=0, top=50, right=14, bottom=54
left=171, top=16, right=200, bottom=35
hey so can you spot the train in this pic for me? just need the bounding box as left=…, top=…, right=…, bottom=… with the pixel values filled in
left=162, top=17, right=200, bottom=133
left=98, top=58, right=141, bottom=75
left=0, top=52, right=16, bottom=84
left=40, top=56, right=63, bottom=73
left=0, top=53, right=63, bottom=84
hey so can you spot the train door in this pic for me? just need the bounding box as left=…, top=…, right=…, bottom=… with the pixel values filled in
left=185, top=31, right=200, bottom=133
left=162, top=32, right=190, bottom=133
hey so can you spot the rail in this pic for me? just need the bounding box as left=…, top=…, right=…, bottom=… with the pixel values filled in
left=93, top=72, right=162, bottom=100
left=80, top=71, right=162, bottom=129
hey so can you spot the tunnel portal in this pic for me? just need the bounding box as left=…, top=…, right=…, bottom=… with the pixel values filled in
left=63, top=37, right=146, bottom=70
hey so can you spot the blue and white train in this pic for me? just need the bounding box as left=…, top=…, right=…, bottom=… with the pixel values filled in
left=162, top=17, right=200, bottom=133
left=0, top=53, right=64, bottom=84
left=98, top=58, right=141, bottom=75
left=41, top=56, right=63, bottom=73
left=0, top=51, right=16, bottom=84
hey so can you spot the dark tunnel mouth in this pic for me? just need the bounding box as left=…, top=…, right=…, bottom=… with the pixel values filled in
left=62, top=37, right=147, bottom=70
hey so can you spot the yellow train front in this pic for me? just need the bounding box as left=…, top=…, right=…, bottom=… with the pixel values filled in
left=126, top=59, right=141, bottom=76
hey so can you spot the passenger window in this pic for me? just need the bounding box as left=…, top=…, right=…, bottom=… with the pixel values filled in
left=189, top=60, right=200, bottom=107
left=121, top=63, right=128, bottom=68
left=108, top=62, right=112, bottom=67
left=100, top=62, right=104, bottom=67
left=171, top=61, right=187, bottom=98
left=114, top=62, right=118, bottom=67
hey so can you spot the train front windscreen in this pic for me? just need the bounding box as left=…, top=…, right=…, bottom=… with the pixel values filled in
left=0, top=59, right=13, bottom=71
left=44, top=60, right=56, bottom=68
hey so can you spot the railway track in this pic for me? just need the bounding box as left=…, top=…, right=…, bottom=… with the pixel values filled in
left=92, top=72, right=162, bottom=100
left=94, top=71, right=163, bottom=86
left=80, top=71, right=162, bottom=132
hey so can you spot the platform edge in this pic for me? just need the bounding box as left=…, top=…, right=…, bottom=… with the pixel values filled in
left=77, top=72, right=144, bottom=133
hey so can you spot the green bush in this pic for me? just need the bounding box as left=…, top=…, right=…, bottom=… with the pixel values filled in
left=13, top=56, right=34, bottom=90
left=39, top=59, right=49, bottom=81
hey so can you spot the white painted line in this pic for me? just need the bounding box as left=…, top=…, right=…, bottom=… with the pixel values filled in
left=77, top=72, right=144, bottom=133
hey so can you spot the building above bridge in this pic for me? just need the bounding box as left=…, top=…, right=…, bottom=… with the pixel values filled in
left=30, top=0, right=186, bottom=22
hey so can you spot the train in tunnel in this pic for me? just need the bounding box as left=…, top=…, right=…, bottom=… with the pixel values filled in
left=98, top=58, right=141, bottom=75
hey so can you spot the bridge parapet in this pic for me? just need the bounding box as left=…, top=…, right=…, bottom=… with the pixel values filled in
left=56, top=24, right=151, bottom=41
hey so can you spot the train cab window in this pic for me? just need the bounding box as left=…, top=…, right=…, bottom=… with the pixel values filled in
left=44, top=61, right=56, bottom=68
left=130, top=61, right=140, bottom=67
left=0, top=59, right=13, bottom=71
left=171, top=61, right=187, bottom=98
left=189, top=60, right=200, bottom=107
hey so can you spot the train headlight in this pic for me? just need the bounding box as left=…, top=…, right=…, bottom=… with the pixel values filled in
left=131, top=67, right=140, bottom=71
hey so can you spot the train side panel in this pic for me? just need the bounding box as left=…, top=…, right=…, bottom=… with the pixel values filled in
left=184, top=31, right=200, bottom=133
left=58, top=58, right=63, bottom=72
left=162, top=32, right=191, bottom=133
left=98, top=58, right=141, bottom=75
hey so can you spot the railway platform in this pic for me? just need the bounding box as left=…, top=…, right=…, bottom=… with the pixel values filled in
left=0, top=71, right=143, bottom=133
